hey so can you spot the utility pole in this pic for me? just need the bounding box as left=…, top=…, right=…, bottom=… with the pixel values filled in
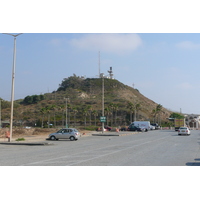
left=99, top=51, right=101, bottom=78
left=65, top=98, right=69, bottom=128
left=0, top=99, right=1, bottom=128
left=102, top=74, right=104, bottom=133
left=3, top=33, right=23, bottom=142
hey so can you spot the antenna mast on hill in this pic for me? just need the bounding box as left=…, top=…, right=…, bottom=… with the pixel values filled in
left=108, top=66, right=114, bottom=79
left=99, top=51, right=101, bottom=78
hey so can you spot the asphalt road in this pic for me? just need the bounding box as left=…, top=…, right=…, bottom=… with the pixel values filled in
left=1, top=129, right=200, bottom=166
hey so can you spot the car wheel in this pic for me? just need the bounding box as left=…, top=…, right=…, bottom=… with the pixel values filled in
left=50, top=136, right=56, bottom=140
left=70, top=136, right=75, bottom=141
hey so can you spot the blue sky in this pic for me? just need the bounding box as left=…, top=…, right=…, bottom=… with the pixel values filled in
left=1, top=33, right=200, bottom=114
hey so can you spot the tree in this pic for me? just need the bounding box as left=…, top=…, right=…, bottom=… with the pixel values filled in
left=92, top=110, right=98, bottom=126
left=72, top=107, right=78, bottom=127
left=51, top=104, right=57, bottom=128
left=113, top=104, right=119, bottom=126
left=104, top=107, right=112, bottom=126
left=87, top=105, right=93, bottom=126
left=67, top=104, right=72, bottom=127
left=108, top=103, right=115, bottom=126
left=156, top=104, right=163, bottom=124
left=127, top=102, right=134, bottom=123
left=169, top=112, right=184, bottom=119
left=82, top=108, right=89, bottom=128
left=23, top=94, right=45, bottom=104
left=40, top=107, right=46, bottom=128
left=152, top=104, right=163, bottom=124
left=134, top=103, right=141, bottom=121
left=58, top=105, right=65, bottom=128
left=57, top=74, right=84, bottom=91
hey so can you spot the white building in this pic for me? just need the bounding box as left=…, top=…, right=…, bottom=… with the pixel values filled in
left=185, top=114, right=200, bottom=129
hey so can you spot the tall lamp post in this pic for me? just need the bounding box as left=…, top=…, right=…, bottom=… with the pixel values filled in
left=65, top=98, right=69, bottom=128
left=3, top=33, right=23, bottom=142
left=0, top=99, right=1, bottom=128
left=101, top=73, right=104, bottom=134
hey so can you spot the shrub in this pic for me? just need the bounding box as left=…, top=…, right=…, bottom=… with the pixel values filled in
left=16, top=138, right=25, bottom=141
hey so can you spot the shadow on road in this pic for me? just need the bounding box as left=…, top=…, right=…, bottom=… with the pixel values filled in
left=186, top=158, right=200, bottom=166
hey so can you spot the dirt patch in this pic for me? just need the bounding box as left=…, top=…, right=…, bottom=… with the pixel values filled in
left=0, top=128, right=58, bottom=138
left=0, top=128, right=94, bottom=139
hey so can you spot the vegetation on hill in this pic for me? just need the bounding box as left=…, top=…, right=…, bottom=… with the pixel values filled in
left=0, top=75, right=172, bottom=128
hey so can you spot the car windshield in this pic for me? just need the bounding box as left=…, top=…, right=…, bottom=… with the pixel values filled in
left=180, top=127, right=187, bottom=129
left=57, top=129, right=63, bottom=133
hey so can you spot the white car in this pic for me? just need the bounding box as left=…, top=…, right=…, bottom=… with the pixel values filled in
left=48, top=128, right=81, bottom=141
left=150, top=125, right=155, bottom=130
left=178, top=127, right=190, bottom=136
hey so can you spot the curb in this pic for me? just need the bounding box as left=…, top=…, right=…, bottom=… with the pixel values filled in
left=0, top=142, right=53, bottom=146
left=92, top=134, right=120, bottom=136
left=92, top=132, right=138, bottom=137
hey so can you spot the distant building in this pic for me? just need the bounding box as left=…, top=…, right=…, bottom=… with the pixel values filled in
left=185, top=114, right=200, bottom=129
left=1, top=120, right=10, bottom=128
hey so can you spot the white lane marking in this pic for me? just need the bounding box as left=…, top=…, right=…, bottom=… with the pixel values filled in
left=23, top=136, right=169, bottom=166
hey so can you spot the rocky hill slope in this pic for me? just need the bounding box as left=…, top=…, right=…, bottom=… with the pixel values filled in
left=1, top=75, right=172, bottom=127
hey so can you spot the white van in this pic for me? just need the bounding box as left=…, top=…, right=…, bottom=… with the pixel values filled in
left=131, top=121, right=151, bottom=132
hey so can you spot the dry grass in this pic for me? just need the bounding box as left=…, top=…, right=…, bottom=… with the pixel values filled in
left=0, top=128, right=58, bottom=138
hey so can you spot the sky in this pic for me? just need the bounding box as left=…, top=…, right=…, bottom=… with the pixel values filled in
left=1, top=33, right=200, bottom=114
left=1, top=0, right=200, bottom=116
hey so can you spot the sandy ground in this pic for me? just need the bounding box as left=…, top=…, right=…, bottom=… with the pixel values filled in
left=0, top=128, right=94, bottom=142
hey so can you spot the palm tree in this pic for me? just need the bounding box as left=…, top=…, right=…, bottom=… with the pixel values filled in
left=134, top=103, right=141, bottom=121
left=92, top=110, right=98, bottom=126
left=67, top=104, right=72, bottom=127
left=40, top=107, right=46, bottom=128
left=104, top=107, right=112, bottom=126
left=152, top=104, right=163, bottom=124
left=127, top=102, right=134, bottom=123
left=151, top=108, right=157, bottom=123
left=113, top=104, right=119, bottom=126
left=87, top=105, right=93, bottom=126
left=156, top=104, right=163, bottom=124
left=72, top=107, right=78, bottom=127
left=109, top=103, right=114, bottom=126
left=58, top=105, right=65, bottom=128
left=45, top=106, right=51, bottom=128
left=51, top=104, right=57, bottom=128
left=83, top=108, right=89, bottom=128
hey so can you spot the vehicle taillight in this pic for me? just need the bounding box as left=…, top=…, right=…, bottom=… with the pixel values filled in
left=75, top=132, right=78, bottom=135
left=178, top=130, right=180, bottom=132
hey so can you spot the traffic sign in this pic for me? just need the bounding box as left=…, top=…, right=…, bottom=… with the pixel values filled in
left=100, top=116, right=106, bottom=122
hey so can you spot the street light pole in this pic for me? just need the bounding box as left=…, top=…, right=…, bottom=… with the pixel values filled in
left=3, top=33, right=23, bottom=142
left=0, top=99, right=1, bottom=128
left=65, top=98, right=69, bottom=128
left=102, top=74, right=104, bottom=134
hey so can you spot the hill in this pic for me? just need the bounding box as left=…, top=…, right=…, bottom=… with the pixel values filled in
left=1, top=75, right=172, bottom=128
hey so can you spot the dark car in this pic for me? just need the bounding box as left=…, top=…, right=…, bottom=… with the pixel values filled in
left=104, top=126, right=112, bottom=131
left=120, top=127, right=127, bottom=131
left=127, top=125, right=144, bottom=132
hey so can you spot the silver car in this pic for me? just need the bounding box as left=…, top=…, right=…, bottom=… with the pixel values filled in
left=178, top=127, right=190, bottom=136
left=48, top=128, right=81, bottom=141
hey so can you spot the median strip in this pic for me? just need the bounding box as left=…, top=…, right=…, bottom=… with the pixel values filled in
left=0, top=142, right=53, bottom=146
left=92, top=132, right=138, bottom=136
